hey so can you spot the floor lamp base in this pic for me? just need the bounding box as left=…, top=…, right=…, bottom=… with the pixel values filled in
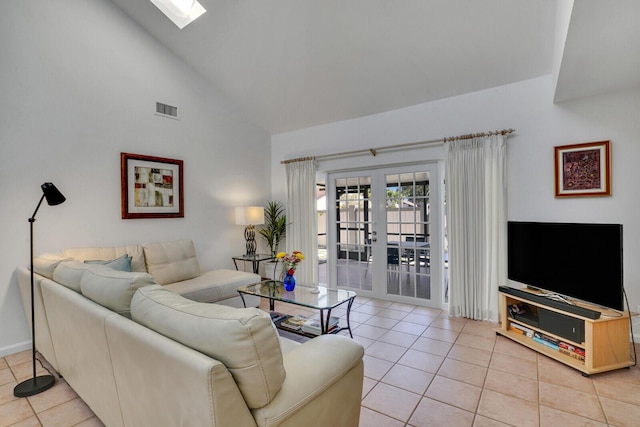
left=14, top=374, right=55, bottom=397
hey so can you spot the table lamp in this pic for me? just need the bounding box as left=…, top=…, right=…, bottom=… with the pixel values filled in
left=235, top=206, right=264, bottom=256
left=14, top=182, right=66, bottom=397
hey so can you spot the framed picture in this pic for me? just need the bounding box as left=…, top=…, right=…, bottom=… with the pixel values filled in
left=554, top=140, right=611, bottom=198
left=121, top=153, right=184, bottom=219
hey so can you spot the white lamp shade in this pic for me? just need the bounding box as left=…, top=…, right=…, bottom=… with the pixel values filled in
left=235, top=206, right=265, bottom=226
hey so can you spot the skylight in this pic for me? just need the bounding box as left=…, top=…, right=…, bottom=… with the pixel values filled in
left=149, top=0, right=206, bottom=29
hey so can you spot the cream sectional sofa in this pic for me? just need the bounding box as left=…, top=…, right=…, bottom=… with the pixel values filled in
left=16, top=240, right=364, bottom=426
left=54, top=239, right=262, bottom=307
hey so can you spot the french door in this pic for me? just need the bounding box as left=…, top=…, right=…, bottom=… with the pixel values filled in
left=326, top=163, right=445, bottom=307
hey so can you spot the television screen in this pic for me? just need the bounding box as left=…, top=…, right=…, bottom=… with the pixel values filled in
left=507, top=221, right=623, bottom=311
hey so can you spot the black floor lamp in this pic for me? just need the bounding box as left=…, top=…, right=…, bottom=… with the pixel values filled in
left=14, top=182, right=66, bottom=398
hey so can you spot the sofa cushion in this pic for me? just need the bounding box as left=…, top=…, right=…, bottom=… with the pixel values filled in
left=53, top=260, right=100, bottom=293
left=33, top=253, right=73, bottom=279
left=61, top=244, right=146, bottom=272
left=142, top=240, right=200, bottom=285
left=131, top=285, right=285, bottom=409
left=163, top=269, right=260, bottom=302
left=80, top=267, right=156, bottom=318
left=84, top=254, right=132, bottom=272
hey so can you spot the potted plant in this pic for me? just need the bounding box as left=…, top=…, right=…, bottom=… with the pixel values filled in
left=259, top=201, right=287, bottom=258
left=259, top=201, right=286, bottom=280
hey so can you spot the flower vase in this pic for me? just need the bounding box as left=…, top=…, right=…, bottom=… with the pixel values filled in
left=283, top=271, right=296, bottom=291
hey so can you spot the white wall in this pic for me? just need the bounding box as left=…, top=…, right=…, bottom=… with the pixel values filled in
left=0, top=0, right=271, bottom=355
left=271, top=75, right=640, bottom=316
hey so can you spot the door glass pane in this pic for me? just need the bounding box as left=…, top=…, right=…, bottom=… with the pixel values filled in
left=317, top=182, right=327, bottom=283
left=335, top=175, right=372, bottom=291
left=385, top=171, right=431, bottom=300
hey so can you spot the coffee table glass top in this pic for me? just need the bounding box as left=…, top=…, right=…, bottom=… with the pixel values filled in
left=238, top=280, right=356, bottom=310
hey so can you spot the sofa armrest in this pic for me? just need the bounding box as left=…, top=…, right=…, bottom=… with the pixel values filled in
left=251, top=335, right=364, bottom=427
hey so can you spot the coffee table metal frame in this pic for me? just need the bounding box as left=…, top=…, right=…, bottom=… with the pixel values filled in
left=238, top=280, right=356, bottom=337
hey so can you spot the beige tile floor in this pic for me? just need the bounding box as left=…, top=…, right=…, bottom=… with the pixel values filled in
left=2, top=296, right=640, bottom=426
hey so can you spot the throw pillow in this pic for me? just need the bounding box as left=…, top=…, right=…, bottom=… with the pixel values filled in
left=62, top=244, right=146, bottom=272
left=80, top=267, right=156, bottom=318
left=84, top=254, right=132, bottom=272
left=53, top=260, right=100, bottom=293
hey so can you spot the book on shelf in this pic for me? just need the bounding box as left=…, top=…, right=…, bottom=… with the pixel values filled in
left=558, top=341, right=585, bottom=357
left=532, top=336, right=559, bottom=351
left=509, top=322, right=533, bottom=337
left=301, top=315, right=340, bottom=335
left=279, top=322, right=301, bottom=331
left=509, top=325, right=525, bottom=335
left=279, top=315, right=309, bottom=331
left=558, top=341, right=575, bottom=352
left=269, top=312, right=287, bottom=323
left=534, top=332, right=559, bottom=346
left=572, top=347, right=586, bottom=357
left=559, top=347, right=585, bottom=362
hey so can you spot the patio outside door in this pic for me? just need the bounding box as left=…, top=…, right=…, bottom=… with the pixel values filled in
left=326, top=163, right=444, bottom=307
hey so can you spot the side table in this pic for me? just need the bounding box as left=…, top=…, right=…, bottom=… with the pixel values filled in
left=232, top=254, right=273, bottom=275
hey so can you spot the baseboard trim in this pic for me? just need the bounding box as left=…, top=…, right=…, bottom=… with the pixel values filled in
left=0, top=340, right=30, bottom=358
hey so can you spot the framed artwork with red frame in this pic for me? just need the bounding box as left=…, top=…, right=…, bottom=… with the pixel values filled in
left=121, top=152, right=184, bottom=218
left=554, top=140, right=611, bottom=198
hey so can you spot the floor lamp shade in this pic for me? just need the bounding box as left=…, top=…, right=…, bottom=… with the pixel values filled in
left=41, top=182, right=66, bottom=206
left=235, top=206, right=264, bottom=256
left=14, top=182, right=66, bottom=398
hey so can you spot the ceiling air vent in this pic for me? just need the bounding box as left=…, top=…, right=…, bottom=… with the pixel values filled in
left=156, top=102, right=179, bottom=119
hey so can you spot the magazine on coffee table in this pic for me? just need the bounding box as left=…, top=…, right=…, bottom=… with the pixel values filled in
left=279, top=315, right=308, bottom=331
left=301, top=315, right=339, bottom=335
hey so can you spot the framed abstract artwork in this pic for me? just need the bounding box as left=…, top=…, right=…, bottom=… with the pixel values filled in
left=121, top=152, right=184, bottom=219
left=554, top=140, right=611, bottom=198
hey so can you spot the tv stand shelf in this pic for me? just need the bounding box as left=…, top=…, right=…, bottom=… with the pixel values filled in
left=497, top=287, right=633, bottom=376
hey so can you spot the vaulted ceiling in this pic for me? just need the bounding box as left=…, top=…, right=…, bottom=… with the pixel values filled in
left=110, top=0, right=640, bottom=134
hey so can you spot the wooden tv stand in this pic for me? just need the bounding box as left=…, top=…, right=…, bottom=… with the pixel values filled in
left=497, top=287, right=633, bottom=376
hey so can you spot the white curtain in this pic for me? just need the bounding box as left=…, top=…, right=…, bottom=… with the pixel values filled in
left=285, top=159, right=318, bottom=285
left=445, top=134, right=507, bottom=322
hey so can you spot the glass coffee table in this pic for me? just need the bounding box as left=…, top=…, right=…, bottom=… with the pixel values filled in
left=238, top=280, right=357, bottom=338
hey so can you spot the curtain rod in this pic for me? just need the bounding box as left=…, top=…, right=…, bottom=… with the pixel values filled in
left=280, top=128, right=515, bottom=164
left=444, top=128, right=515, bottom=142
left=281, top=156, right=316, bottom=165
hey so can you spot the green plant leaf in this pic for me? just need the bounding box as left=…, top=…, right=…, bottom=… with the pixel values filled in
left=259, top=201, right=286, bottom=256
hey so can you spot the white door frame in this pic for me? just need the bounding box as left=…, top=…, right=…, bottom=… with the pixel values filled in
left=325, top=161, right=446, bottom=308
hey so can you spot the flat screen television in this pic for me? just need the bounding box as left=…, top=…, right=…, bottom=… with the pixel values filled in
left=507, top=221, right=624, bottom=311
